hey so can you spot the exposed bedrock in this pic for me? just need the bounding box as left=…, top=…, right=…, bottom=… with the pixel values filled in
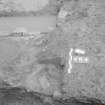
left=0, top=24, right=105, bottom=103
left=0, top=29, right=70, bottom=97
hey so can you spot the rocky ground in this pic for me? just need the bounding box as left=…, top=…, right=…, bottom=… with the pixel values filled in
left=0, top=0, right=105, bottom=105
left=0, top=0, right=64, bottom=17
